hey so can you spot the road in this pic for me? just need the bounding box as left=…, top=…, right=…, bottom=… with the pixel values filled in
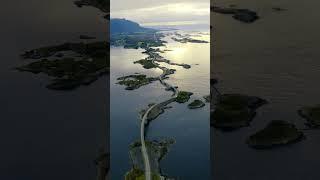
left=140, top=49, right=179, bottom=180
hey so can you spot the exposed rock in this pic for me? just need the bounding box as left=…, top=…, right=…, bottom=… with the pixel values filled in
left=246, top=120, right=304, bottom=149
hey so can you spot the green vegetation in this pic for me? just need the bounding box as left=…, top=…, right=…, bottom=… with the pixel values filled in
left=134, top=59, right=158, bottom=69
left=246, top=120, right=304, bottom=149
left=211, top=94, right=267, bottom=130
left=298, top=105, right=320, bottom=127
left=17, top=41, right=108, bottom=90
left=188, top=100, right=205, bottom=109
left=126, top=139, right=175, bottom=180
left=21, top=41, right=108, bottom=60
left=117, top=74, right=157, bottom=90
left=111, top=32, right=166, bottom=49
left=175, top=91, right=193, bottom=103
left=124, top=168, right=161, bottom=180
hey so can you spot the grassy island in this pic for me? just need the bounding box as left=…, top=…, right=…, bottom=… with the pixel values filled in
left=246, top=120, right=304, bottom=149
left=175, top=91, right=193, bottom=103
left=117, top=74, right=157, bottom=90
left=211, top=94, right=267, bottom=130
left=17, top=41, right=108, bottom=90
left=134, top=59, right=158, bottom=69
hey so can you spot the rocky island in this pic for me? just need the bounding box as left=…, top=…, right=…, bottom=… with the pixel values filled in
left=175, top=91, right=193, bottom=103
left=246, top=120, right=304, bottom=149
left=17, top=41, right=108, bottom=90
left=211, top=94, right=267, bottom=130
left=211, top=6, right=259, bottom=23
left=116, top=74, right=158, bottom=90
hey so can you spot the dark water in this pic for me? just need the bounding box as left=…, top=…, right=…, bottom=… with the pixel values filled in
left=110, top=31, right=210, bottom=179
left=0, top=1, right=107, bottom=179
left=212, top=0, right=320, bottom=179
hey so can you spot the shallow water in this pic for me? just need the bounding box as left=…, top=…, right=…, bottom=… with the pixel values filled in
left=110, top=30, right=210, bottom=179
left=212, top=0, right=320, bottom=179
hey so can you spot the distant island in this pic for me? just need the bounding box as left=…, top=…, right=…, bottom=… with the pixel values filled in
left=110, top=18, right=156, bottom=34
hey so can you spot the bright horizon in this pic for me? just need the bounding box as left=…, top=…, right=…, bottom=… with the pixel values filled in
left=110, top=1, right=210, bottom=27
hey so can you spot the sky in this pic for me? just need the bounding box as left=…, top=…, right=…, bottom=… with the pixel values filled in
left=110, top=0, right=210, bottom=27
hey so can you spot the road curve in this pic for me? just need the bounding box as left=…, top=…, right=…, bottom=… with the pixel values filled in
left=140, top=50, right=179, bottom=180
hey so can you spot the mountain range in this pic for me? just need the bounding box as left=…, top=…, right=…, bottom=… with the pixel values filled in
left=110, top=18, right=156, bottom=34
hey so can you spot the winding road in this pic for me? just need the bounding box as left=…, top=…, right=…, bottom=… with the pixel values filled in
left=140, top=48, right=179, bottom=180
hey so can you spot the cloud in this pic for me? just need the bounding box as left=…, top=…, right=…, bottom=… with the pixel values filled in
left=111, top=0, right=209, bottom=11
left=111, top=1, right=210, bottom=26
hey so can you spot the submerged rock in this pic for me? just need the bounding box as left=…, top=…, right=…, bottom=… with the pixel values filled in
left=246, top=120, right=304, bottom=149
left=211, top=94, right=267, bottom=130
left=188, top=100, right=205, bottom=109
left=175, top=91, right=193, bottom=103
left=298, top=105, right=320, bottom=128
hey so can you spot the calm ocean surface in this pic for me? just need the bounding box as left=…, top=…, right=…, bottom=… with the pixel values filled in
left=111, top=30, right=210, bottom=179
left=212, top=0, right=320, bottom=179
